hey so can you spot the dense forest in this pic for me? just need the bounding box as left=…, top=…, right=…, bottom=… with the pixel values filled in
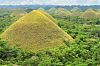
left=0, top=7, right=100, bottom=66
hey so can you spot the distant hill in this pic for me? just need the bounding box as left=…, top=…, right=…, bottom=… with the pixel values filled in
left=80, top=9, right=97, bottom=19
left=1, top=10, right=73, bottom=52
left=47, top=8, right=58, bottom=15
left=96, top=12, right=100, bottom=18
left=56, top=8, right=71, bottom=18
left=10, top=8, right=27, bottom=17
left=38, top=7, right=45, bottom=11
left=48, top=8, right=71, bottom=18
left=0, top=5, right=100, bottom=10
left=71, top=7, right=82, bottom=17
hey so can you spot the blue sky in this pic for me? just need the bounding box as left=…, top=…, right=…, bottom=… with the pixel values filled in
left=0, top=0, right=100, bottom=5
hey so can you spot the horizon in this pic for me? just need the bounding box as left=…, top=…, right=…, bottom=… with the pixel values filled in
left=0, top=4, right=100, bottom=6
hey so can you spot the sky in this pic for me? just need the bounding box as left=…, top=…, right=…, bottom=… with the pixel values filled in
left=0, top=0, right=100, bottom=5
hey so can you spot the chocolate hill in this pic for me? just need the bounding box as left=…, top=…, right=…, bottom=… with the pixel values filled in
left=1, top=10, right=73, bottom=52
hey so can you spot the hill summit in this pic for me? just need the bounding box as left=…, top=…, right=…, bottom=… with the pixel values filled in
left=71, top=7, right=81, bottom=17
left=1, top=10, right=73, bottom=52
left=10, top=8, right=27, bottom=18
left=80, top=9, right=96, bottom=19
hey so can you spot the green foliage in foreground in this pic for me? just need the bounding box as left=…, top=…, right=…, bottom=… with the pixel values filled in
left=0, top=38, right=100, bottom=66
left=0, top=39, right=33, bottom=66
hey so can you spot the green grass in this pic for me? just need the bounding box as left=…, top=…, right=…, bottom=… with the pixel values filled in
left=1, top=10, right=73, bottom=53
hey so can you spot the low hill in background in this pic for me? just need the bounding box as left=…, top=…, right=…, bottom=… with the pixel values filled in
left=0, top=5, right=100, bottom=10
left=80, top=9, right=97, bottom=19
left=10, top=8, right=27, bottom=18
left=38, top=7, right=45, bottom=11
left=71, top=7, right=82, bottom=17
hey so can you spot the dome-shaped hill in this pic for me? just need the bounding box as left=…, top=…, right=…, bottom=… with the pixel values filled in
left=51, top=8, right=71, bottom=18
left=71, top=7, right=81, bottom=12
left=96, top=9, right=100, bottom=13
left=80, top=9, right=96, bottom=19
left=39, top=10, right=57, bottom=24
left=71, top=7, right=81, bottom=17
left=48, top=8, right=58, bottom=15
left=0, top=8, right=10, bottom=16
left=96, top=12, right=100, bottom=18
left=10, top=8, right=27, bottom=18
left=38, top=8, right=45, bottom=11
left=58, top=8, right=65, bottom=11
left=1, top=10, right=73, bottom=52
left=57, top=10, right=71, bottom=18
left=71, top=12, right=81, bottom=17
left=58, top=8, right=71, bottom=18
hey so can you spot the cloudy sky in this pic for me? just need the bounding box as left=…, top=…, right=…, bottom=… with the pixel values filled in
left=0, top=0, right=100, bottom=5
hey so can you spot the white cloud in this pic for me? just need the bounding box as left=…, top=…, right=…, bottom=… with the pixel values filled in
left=20, top=0, right=40, bottom=5
left=0, top=0, right=100, bottom=5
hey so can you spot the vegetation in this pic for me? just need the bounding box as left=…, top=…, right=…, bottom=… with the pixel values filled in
left=0, top=8, right=100, bottom=66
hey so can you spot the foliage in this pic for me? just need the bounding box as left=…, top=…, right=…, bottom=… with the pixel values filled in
left=0, top=39, right=33, bottom=66
left=0, top=8, right=100, bottom=66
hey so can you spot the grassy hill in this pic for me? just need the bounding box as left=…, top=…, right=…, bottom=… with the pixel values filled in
left=49, top=8, right=71, bottom=18
left=1, top=10, right=73, bottom=52
left=57, top=8, right=71, bottom=18
left=80, top=9, right=97, bottom=19
left=10, top=8, right=27, bottom=18
left=96, top=12, right=100, bottom=18
left=39, top=10, right=57, bottom=24
left=71, top=7, right=82, bottom=17
left=38, top=7, right=45, bottom=11
left=48, top=8, right=57, bottom=14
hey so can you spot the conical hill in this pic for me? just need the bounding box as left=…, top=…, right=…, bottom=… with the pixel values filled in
left=1, top=10, right=73, bottom=52
left=57, top=8, right=71, bottom=17
left=80, top=9, right=96, bottom=19
left=10, top=8, right=27, bottom=18
left=38, top=8, right=45, bottom=11
left=39, top=10, right=57, bottom=24
left=71, top=7, right=81, bottom=17
left=96, top=12, right=100, bottom=18
left=48, top=8, right=57, bottom=14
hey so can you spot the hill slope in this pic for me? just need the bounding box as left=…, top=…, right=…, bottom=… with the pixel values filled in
left=80, top=9, right=96, bottom=19
left=71, top=7, right=82, bottom=17
left=1, top=10, right=73, bottom=52
left=57, top=8, right=71, bottom=18
left=10, top=8, right=27, bottom=18
left=39, top=10, right=58, bottom=24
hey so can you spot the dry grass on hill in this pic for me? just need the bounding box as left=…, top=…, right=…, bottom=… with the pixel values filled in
left=1, top=10, right=73, bottom=52
left=10, top=8, right=27, bottom=18
left=96, top=12, right=100, bottom=18
left=39, top=10, right=57, bottom=24
left=71, top=7, right=82, bottom=17
left=80, top=9, right=97, bottom=19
